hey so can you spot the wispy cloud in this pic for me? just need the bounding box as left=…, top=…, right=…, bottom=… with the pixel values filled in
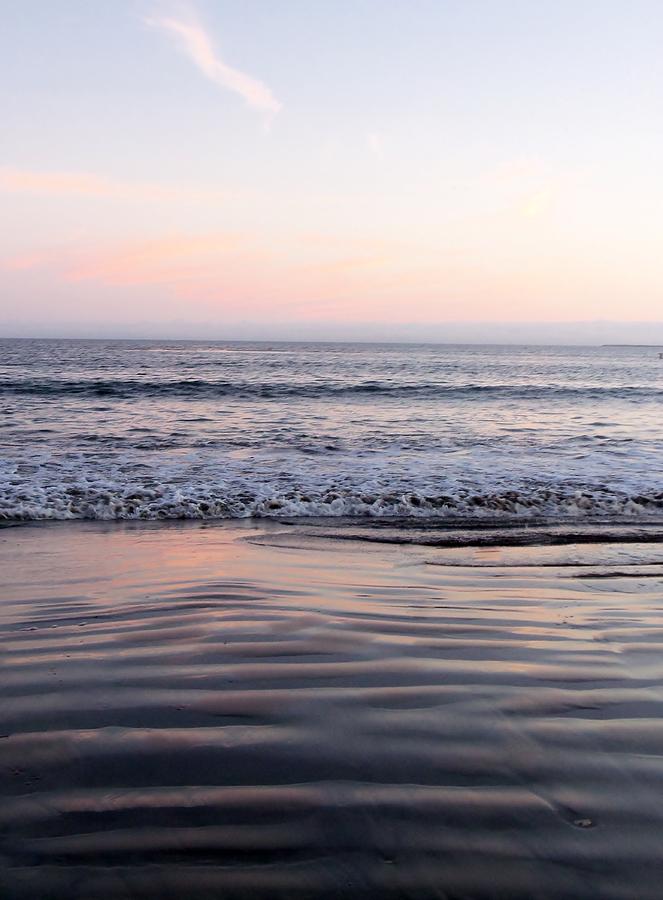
left=146, top=8, right=281, bottom=121
left=1, top=231, right=411, bottom=319
left=0, top=166, right=222, bottom=203
left=66, top=234, right=244, bottom=285
left=2, top=233, right=245, bottom=287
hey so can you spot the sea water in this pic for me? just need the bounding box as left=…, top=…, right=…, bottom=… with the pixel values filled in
left=1, top=338, right=662, bottom=522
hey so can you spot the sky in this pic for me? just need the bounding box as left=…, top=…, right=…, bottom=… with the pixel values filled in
left=1, top=0, right=663, bottom=343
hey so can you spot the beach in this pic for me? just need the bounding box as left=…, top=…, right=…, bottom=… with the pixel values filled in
left=3, top=519, right=663, bottom=898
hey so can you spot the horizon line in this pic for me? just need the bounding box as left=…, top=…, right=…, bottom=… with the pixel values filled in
left=3, top=333, right=663, bottom=349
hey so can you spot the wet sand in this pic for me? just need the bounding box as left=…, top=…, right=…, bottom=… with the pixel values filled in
left=2, top=520, right=663, bottom=898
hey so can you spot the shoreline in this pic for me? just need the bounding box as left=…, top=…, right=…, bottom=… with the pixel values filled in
left=4, top=513, right=663, bottom=548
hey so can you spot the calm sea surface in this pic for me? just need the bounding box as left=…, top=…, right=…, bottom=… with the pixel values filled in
left=1, top=338, right=662, bottom=522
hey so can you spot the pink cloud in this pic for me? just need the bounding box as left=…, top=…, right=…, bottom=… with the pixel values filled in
left=2, top=250, right=58, bottom=271
left=0, top=166, right=222, bottom=203
left=68, top=235, right=247, bottom=286
left=3, top=229, right=434, bottom=320
left=5, top=229, right=533, bottom=324
left=146, top=11, right=281, bottom=120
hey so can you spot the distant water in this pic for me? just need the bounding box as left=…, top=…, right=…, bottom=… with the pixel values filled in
left=1, top=338, right=662, bottom=522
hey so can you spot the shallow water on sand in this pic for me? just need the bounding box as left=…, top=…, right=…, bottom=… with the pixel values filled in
left=3, top=521, right=663, bottom=898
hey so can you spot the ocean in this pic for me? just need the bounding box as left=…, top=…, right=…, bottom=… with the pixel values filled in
left=1, top=338, right=662, bottom=522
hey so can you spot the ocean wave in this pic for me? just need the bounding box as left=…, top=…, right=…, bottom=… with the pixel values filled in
left=2, top=483, right=663, bottom=522
left=2, top=378, right=661, bottom=401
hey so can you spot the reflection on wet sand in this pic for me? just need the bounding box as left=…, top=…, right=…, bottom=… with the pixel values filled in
left=2, top=521, right=663, bottom=898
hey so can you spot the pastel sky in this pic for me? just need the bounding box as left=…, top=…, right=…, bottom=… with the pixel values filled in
left=2, top=0, right=663, bottom=341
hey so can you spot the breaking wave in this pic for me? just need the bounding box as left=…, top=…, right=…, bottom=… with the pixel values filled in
left=3, top=481, right=663, bottom=523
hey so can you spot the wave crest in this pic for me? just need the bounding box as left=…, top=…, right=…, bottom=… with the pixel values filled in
left=3, top=484, right=663, bottom=522
left=2, top=378, right=662, bottom=401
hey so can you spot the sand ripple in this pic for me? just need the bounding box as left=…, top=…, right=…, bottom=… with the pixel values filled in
left=2, top=522, right=663, bottom=898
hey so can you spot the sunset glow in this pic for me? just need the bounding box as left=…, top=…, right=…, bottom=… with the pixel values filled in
left=2, top=1, right=663, bottom=340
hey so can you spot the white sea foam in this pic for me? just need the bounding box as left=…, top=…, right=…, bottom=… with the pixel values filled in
left=1, top=445, right=661, bottom=522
